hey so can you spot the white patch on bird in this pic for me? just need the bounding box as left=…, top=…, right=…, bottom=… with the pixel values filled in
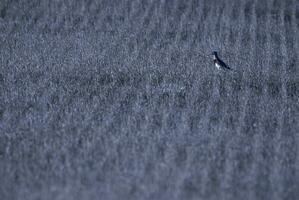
left=215, top=63, right=221, bottom=69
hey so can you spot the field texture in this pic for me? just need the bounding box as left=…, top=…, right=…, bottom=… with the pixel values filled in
left=0, top=0, right=299, bottom=199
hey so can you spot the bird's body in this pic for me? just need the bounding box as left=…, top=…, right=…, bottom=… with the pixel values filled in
left=212, top=51, right=231, bottom=70
left=214, top=61, right=221, bottom=69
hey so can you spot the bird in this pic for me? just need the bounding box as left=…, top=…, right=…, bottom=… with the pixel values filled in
left=212, top=51, right=232, bottom=70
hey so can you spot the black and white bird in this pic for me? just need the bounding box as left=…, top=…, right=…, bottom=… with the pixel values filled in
left=212, top=51, right=231, bottom=70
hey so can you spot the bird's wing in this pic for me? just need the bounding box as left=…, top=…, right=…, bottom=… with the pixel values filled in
left=219, top=59, right=232, bottom=70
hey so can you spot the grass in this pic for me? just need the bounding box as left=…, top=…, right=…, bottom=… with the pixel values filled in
left=0, top=0, right=299, bottom=199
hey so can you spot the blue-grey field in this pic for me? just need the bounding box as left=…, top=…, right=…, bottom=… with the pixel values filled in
left=0, top=0, right=299, bottom=199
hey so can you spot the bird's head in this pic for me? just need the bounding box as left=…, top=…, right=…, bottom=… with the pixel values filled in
left=212, top=51, right=218, bottom=59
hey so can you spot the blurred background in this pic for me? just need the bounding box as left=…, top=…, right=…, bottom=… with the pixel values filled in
left=0, top=0, right=298, bottom=199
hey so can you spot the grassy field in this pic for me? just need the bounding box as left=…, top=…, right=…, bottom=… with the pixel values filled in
left=0, top=0, right=299, bottom=199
